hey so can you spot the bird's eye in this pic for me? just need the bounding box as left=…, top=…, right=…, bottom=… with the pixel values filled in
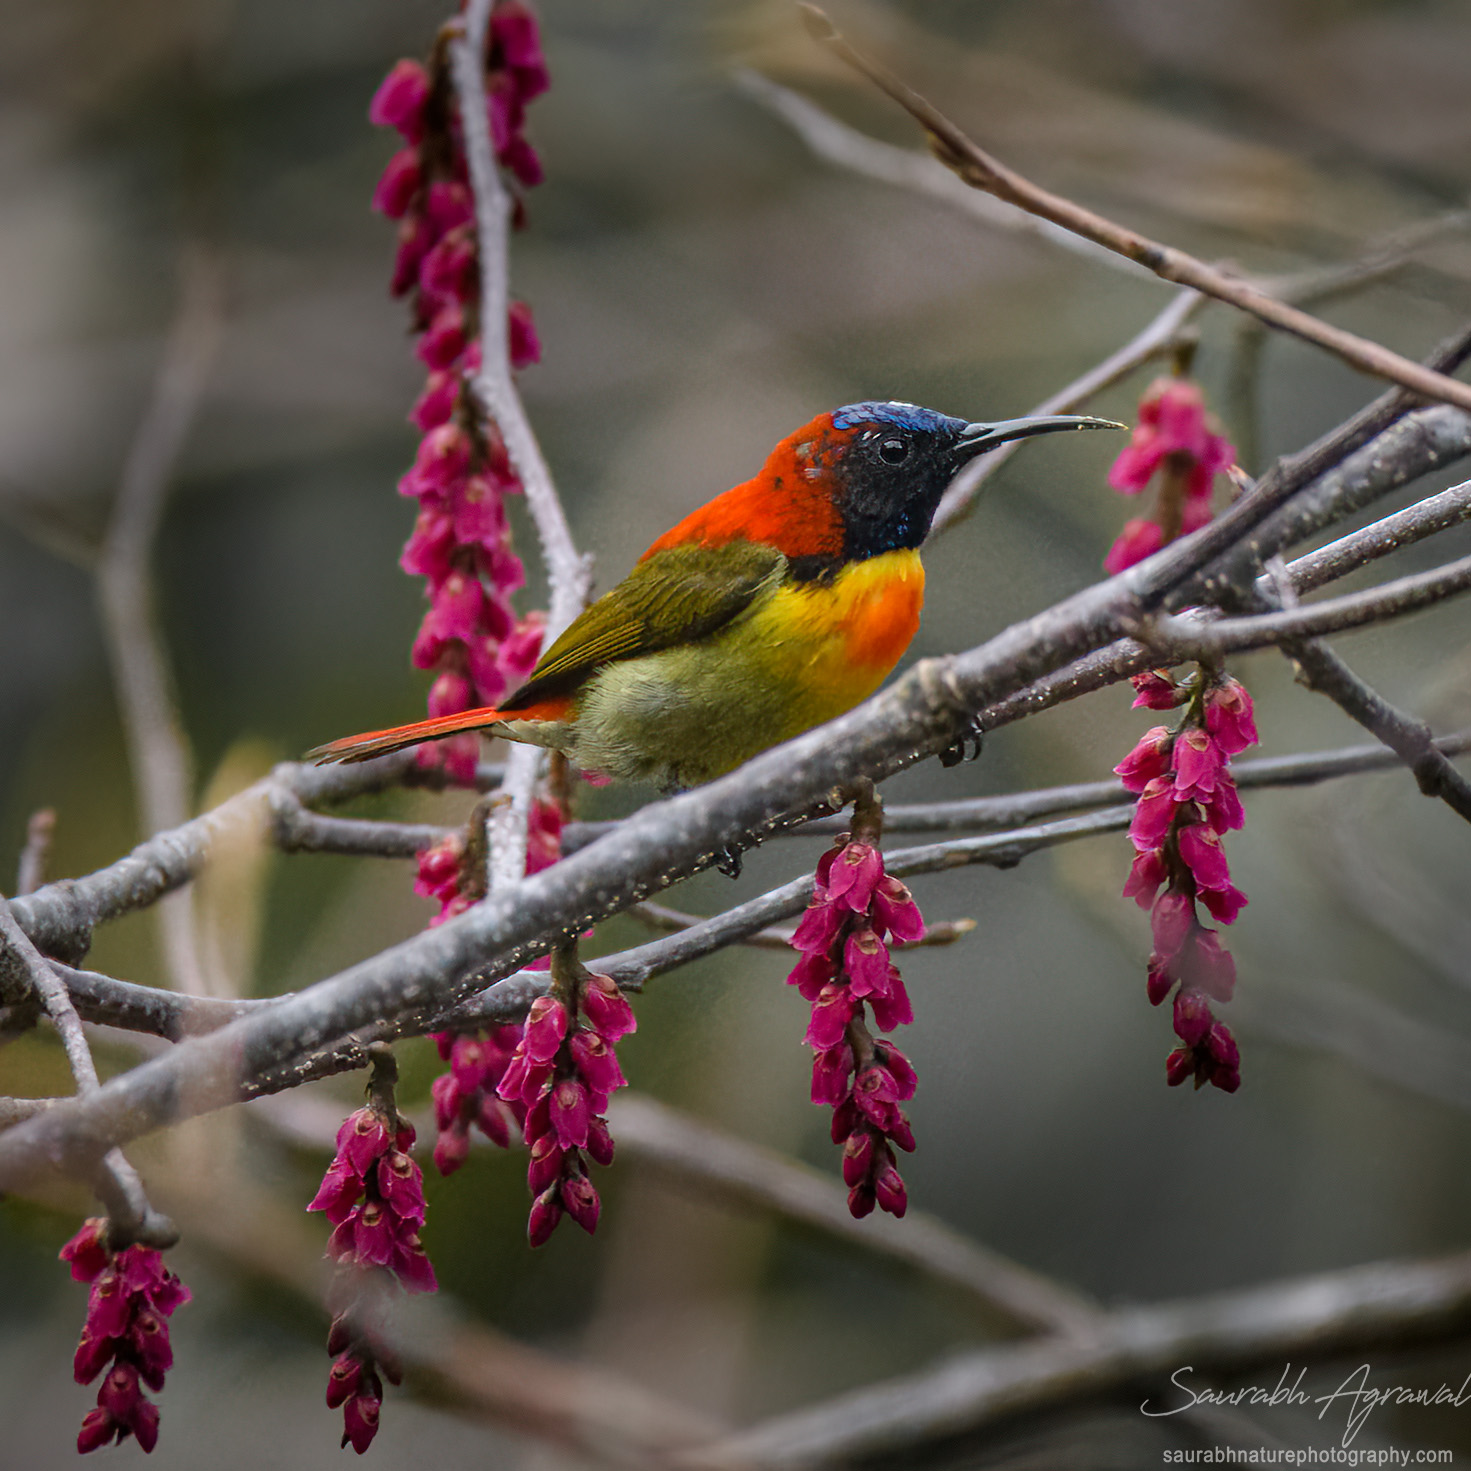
left=878, top=437, right=910, bottom=465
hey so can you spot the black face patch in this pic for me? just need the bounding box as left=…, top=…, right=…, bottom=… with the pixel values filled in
left=832, top=418, right=969, bottom=564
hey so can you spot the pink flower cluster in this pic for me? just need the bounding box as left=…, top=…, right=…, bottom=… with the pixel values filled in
left=308, top=1106, right=435, bottom=1452
left=61, top=1218, right=191, bottom=1455
left=1105, top=377, right=1235, bottom=574
left=496, top=970, right=636, bottom=1245
left=368, top=5, right=550, bottom=783
left=419, top=794, right=566, bottom=1172
left=789, top=835, right=925, bottom=1218
left=431, top=1025, right=526, bottom=1173
left=1117, top=670, right=1259, bottom=1091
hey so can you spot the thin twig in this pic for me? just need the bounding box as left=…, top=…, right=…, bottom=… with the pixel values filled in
left=96, top=243, right=224, bottom=996
left=801, top=5, right=1471, bottom=416
left=451, top=0, right=593, bottom=893
left=932, top=287, right=1204, bottom=534
left=1156, top=551, right=1471, bottom=656
left=1278, top=480, right=1471, bottom=596
left=625, top=900, right=974, bottom=950
left=15, top=809, right=55, bottom=896
left=0, top=895, right=175, bottom=1246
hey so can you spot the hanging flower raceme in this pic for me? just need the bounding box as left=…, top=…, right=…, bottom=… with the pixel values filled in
left=1117, top=669, right=1259, bottom=1091
left=496, top=949, right=636, bottom=1245
left=61, top=1218, right=191, bottom=1455
left=308, top=1058, right=435, bottom=1453
left=368, top=3, right=550, bottom=783
left=788, top=790, right=925, bottom=1219
left=1104, top=375, right=1236, bottom=574
left=423, top=795, right=566, bottom=1174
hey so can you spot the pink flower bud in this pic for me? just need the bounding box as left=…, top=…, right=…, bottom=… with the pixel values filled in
left=391, top=1232, right=439, bottom=1294
left=1177, top=824, right=1232, bottom=893
left=1131, top=670, right=1186, bottom=710
left=873, top=1162, right=908, bottom=1217
left=419, top=227, right=477, bottom=303
left=77, top=1407, right=116, bottom=1454
left=874, top=1042, right=917, bottom=1099
left=787, top=949, right=836, bottom=1000
left=561, top=1171, right=601, bottom=1234
left=1172, top=989, right=1213, bottom=1047
left=307, top=1158, right=363, bottom=1225
left=1199, top=883, right=1248, bottom=926
left=433, top=1123, right=471, bottom=1176
left=826, top=841, right=883, bottom=912
left=74, top=1327, right=113, bottom=1385
left=550, top=1078, right=592, bottom=1149
left=412, top=369, right=460, bottom=431
left=86, top=1271, right=132, bottom=1341
left=811, top=1044, right=855, bottom=1107
left=378, top=1151, right=427, bottom=1223
left=425, top=180, right=473, bottom=235
left=1104, top=516, right=1162, bottom=574
left=804, top=983, right=856, bottom=1050
left=847, top=1183, right=876, bottom=1219
left=1150, top=892, right=1194, bottom=960
left=1202, top=777, right=1245, bottom=834
left=1165, top=1047, right=1195, bottom=1088
left=843, top=926, right=891, bottom=998
left=336, top=1108, right=390, bottom=1175
left=413, top=423, right=473, bottom=494
left=509, top=299, right=541, bottom=369
left=130, top=1309, right=172, bottom=1393
left=871, top=876, right=924, bottom=943
left=1181, top=927, right=1236, bottom=1002
left=842, top=1129, right=875, bottom=1187
left=60, top=1219, right=110, bottom=1283
left=528, top=1188, right=563, bottom=1247
left=582, top=972, right=637, bottom=1040
left=524, top=996, right=569, bottom=1063
left=369, top=60, right=431, bottom=140
left=1146, top=953, right=1173, bottom=1006
left=417, top=305, right=468, bottom=370
left=791, top=896, right=848, bottom=956
left=342, top=1389, right=382, bottom=1453
left=1206, top=678, right=1258, bottom=755
left=1172, top=728, right=1225, bottom=800
left=372, top=148, right=421, bottom=219
left=868, top=972, right=914, bottom=1032
left=586, top=1115, right=616, bottom=1167
left=527, top=1133, right=564, bottom=1193
left=1129, top=776, right=1179, bottom=853
left=326, top=1353, right=361, bottom=1409
left=1122, top=847, right=1168, bottom=909
left=1114, top=726, right=1174, bottom=794
left=570, top=1029, right=626, bottom=1095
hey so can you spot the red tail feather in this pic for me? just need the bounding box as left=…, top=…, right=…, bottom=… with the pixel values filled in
left=307, top=706, right=509, bottom=765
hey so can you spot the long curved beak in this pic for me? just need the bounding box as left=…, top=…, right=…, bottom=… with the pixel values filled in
left=955, top=414, right=1126, bottom=461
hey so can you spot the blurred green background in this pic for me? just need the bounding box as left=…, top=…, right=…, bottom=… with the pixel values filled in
left=4, top=0, right=1471, bottom=1464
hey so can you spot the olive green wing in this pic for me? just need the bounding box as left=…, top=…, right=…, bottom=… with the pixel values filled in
left=499, top=539, right=786, bottom=710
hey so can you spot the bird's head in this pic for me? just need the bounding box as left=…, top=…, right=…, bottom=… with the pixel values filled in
left=777, top=401, right=1122, bottom=573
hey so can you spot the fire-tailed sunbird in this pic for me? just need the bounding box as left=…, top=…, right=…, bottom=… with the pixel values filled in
left=310, top=402, right=1121, bottom=788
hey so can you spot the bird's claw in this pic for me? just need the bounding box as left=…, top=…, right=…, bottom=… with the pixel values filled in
left=714, top=834, right=759, bottom=878
left=939, top=715, right=985, bottom=768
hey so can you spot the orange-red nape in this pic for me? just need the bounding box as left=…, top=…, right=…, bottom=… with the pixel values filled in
left=641, top=413, right=853, bottom=563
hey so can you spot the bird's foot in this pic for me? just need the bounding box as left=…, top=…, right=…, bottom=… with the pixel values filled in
left=939, top=715, right=985, bottom=768
left=714, top=832, right=761, bottom=879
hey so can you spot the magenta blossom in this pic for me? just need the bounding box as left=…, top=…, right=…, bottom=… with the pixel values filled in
left=497, top=965, right=636, bottom=1245
left=62, top=1219, right=191, bottom=1455
left=789, top=814, right=925, bottom=1219
left=1116, top=670, right=1257, bottom=1091
left=1105, top=376, right=1236, bottom=574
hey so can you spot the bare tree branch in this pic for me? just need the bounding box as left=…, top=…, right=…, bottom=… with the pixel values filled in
left=450, top=0, right=593, bottom=892
left=800, top=5, right=1471, bottom=415
left=681, top=1246, right=1471, bottom=1467
left=96, top=243, right=224, bottom=996
left=1278, top=480, right=1471, bottom=596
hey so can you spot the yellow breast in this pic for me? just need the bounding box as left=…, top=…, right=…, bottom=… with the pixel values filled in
left=759, top=549, right=926, bottom=721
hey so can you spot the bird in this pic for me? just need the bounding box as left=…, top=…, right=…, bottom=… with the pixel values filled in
left=310, top=402, right=1121, bottom=790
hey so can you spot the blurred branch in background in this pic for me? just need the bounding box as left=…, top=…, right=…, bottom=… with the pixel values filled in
left=96, top=243, right=224, bottom=996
